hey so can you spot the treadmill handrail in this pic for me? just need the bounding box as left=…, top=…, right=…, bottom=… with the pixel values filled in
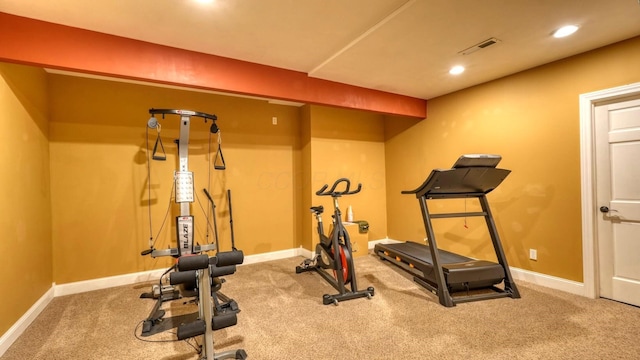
left=402, top=167, right=511, bottom=198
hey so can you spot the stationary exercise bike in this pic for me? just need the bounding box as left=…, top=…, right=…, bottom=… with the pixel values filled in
left=296, top=178, right=375, bottom=305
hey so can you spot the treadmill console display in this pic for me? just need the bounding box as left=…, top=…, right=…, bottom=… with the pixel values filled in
left=403, top=154, right=509, bottom=197
left=452, top=154, right=501, bottom=168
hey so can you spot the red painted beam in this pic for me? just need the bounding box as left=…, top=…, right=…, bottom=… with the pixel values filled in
left=0, top=12, right=426, bottom=118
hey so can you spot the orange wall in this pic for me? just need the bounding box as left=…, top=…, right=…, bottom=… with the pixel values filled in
left=297, top=105, right=388, bottom=250
left=0, top=63, right=52, bottom=336
left=385, top=36, right=640, bottom=282
left=48, top=74, right=303, bottom=283
left=295, top=104, right=390, bottom=251
left=306, top=105, right=388, bottom=249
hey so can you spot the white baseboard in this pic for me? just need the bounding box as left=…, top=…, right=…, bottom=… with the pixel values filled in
left=510, top=266, right=585, bottom=296
left=0, top=285, right=54, bottom=357
left=368, top=237, right=401, bottom=249
left=297, top=238, right=391, bottom=259
left=54, top=268, right=168, bottom=297
left=297, top=247, right=313, bottom=259
left=241, top=248, right=304, bottom=265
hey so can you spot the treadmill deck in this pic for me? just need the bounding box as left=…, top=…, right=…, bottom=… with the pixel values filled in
left=375, top=241, right=504, bottom=290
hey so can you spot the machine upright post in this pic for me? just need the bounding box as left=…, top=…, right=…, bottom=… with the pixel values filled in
left=200, top=266, right=215, bottom=360
left=479, top=195, right=521, bottom=298
left=418, top=195, right=454, bottom=307
left=178, top=116, right=191, bottom=214
left=176, top=115, right=194, bottom=256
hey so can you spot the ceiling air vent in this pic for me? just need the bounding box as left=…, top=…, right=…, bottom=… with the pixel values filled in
left=458, top=37, right=501, bottom=55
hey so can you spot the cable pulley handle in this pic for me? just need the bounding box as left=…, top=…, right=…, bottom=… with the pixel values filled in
left=214, top=132, right=226, bottom=170
left=152, top=135, right=167, bottom=161
left=316, top=178, right=362, bottom=197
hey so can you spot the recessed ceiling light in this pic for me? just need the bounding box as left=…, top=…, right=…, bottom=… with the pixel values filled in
left=449, top=66, right=465, bottom=75
left=553, top=25, right=579, bottom=38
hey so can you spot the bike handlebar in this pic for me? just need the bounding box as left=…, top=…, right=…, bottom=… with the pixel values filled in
left=316, top=178, right=362, bottom=197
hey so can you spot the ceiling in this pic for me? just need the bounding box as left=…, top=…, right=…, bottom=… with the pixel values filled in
left=1, top=0, right=640, bottom=100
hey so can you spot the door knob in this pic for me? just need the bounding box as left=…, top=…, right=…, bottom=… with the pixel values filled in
left=599, top=206, right=618, bottom=213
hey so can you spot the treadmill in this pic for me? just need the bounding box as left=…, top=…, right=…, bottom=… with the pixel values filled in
left=375, top=154, right=520, bottom=307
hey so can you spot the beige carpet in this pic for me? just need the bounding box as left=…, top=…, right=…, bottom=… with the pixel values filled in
left=3, top=254, right=640, bottom=360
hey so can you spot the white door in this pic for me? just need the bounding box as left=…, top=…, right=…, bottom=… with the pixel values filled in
left=595, top=97, right=640, bottom=307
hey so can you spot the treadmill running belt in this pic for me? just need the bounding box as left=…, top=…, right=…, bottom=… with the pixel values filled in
left=385, top=241, right=471, bottom=264
left=376, top=241, right=505, bottom=290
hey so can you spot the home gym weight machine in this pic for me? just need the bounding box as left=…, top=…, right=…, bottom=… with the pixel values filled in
left=139, top=109, right=247, bottom=360
left=296, top=178, right=375, bottom=305
left=374, top=154, right=520, bottom=307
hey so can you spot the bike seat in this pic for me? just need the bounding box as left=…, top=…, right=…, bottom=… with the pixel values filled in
left=310, top=205, right=324, bottom=215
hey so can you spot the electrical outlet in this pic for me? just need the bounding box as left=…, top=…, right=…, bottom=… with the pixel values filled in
left=272, top=116, right=277, bottom=125
left=529, top=248, right=537, bottom=261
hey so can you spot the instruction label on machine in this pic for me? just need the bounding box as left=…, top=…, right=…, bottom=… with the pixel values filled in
left=176, top=216, right=194, bottom=255
left=175, top=171, right=194, bottom=203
